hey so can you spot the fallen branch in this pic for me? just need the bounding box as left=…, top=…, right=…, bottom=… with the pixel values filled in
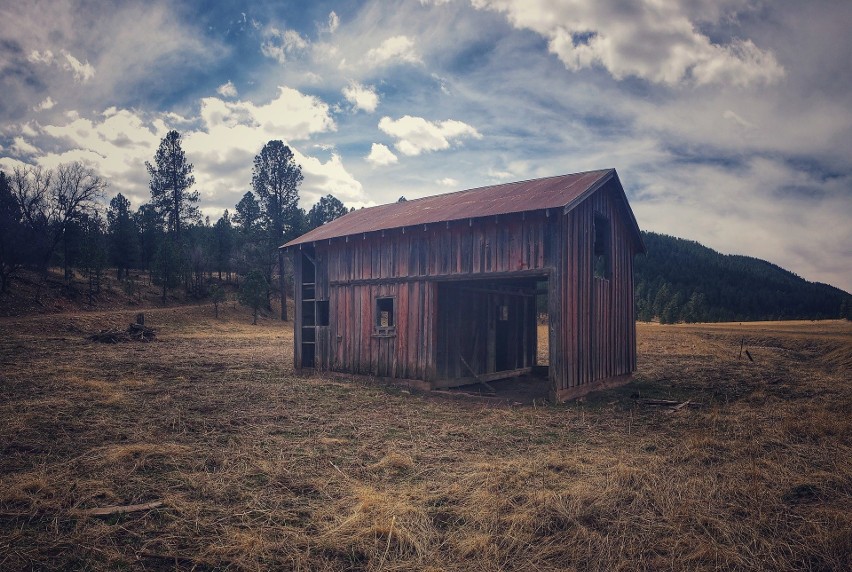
left=75, top=501, right=163, bottom=517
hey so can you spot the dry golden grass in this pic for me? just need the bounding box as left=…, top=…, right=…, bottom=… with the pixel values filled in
left=1, top=306, right=850, bottom=570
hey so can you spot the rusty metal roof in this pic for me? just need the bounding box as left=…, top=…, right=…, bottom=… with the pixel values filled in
left=284, top=168, right=640, bottom=248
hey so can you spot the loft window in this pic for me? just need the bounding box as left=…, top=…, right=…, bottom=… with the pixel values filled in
left=376, top=297, right=395, bottom=330
left=593, top=214, right=611, bottom=279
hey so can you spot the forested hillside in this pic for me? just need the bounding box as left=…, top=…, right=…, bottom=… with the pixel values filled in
left=635, top=231, right=851, bottom=322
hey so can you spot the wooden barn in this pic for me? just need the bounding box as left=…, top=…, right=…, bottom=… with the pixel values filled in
left=281, top=168, right=645, bottom=401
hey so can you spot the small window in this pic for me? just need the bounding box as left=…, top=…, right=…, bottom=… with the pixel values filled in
left=593, top=214, right=611, bottom=279
left=316, top=300, right=329, bottom=326
left=376, top=297, right=395, bottom=329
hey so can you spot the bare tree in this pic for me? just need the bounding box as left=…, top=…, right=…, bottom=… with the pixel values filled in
left=10, top=165, right=52, bottom=233
left=51, top=162, right=107, bottom=281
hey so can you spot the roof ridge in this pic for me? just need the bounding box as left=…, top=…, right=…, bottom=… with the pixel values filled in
left=386, top=169, right=612, bottom=207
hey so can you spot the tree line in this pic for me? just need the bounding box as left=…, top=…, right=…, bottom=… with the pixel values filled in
left=0, top=131, right=350, bottom=317
left=635, top=231, right=852, bottom=323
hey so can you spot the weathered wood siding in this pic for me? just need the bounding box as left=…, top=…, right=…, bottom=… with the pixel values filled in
left=295, top=212, right=552, bottom=382
left=292, top=181, right=639, bottom=399
left=550, top=180, right=638, bottom=398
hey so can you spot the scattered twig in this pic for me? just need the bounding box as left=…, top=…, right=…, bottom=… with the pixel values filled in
left=636, top=398, right=705, bottom=410
left=75, top=501, right=163, bottom=517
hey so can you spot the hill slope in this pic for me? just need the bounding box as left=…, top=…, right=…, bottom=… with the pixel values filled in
left=634, top=232, right=851, bottom=322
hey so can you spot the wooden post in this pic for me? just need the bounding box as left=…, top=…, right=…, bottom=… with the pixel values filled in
left=279, top=249, right=288, bottom=321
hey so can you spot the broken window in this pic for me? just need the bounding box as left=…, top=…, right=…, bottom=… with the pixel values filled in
left=593, top=214, right=611, bottom=279
left=376, top=297, right=395, bottom=330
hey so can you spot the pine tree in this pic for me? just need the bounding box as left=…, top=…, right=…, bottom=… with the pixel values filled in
left=307, top=194, right=349, bottom=230
left=107, top=193, right=138, bottom=279
left=146, top=131, right=198, bottom=241
left=0, top=171, right=26, bottom=292
left=239, top=269, right=268, bottom=325
left=213, top=211, right=234, bottom=281
left=251, top=140, right=303, bottom=246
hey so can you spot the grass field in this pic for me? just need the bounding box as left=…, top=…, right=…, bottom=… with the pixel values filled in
left=1, top=304, right=850, bottom=570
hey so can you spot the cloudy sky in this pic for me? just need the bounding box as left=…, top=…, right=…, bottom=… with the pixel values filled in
left=1, top=0, right=850, bottom=292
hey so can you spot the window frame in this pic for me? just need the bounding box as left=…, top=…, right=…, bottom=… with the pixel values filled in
left=375, top=296, right=396, bottom=333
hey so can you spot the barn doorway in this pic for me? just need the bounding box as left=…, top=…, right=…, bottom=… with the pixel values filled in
left=435, top=276, right=548, bottom=393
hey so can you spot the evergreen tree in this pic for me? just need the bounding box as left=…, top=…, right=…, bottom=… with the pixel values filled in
left=213, top=210, right=234, bottom=281
left=0, top=171, right=26, bottom=293
left=146, top=130, right=199, bottom=300
left=251, top=141, right=303, bottom=309
left=239, top=269, right=268, bottom=325
left=146, top=130, right=198, bottom=240
left=234, top=191, right=261, bottom=235
left=153, top=239, right=181, bottom=303
left=135, top=204, right=161, bottom=278
left=77, top=212, right=108, bottom=303
left=251, top=140, right=303, bottom=246
left=210, top=283, right=225, bottom=318
left=107, top=193, right=138, bottom=279
left=306, top=194, right=348, bottom=230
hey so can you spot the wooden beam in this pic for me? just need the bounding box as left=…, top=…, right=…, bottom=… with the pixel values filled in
left=329, top=268, right=551, bottom=287
left=432, top=367, right=534, bottom=389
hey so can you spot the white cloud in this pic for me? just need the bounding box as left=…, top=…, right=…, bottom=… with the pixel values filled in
left=437, top=177, right=458, bottom=186
left=60, top=50, right=95, bottom=82
left=328, top=11, right=340, bottom=33
left=365, top=35, right=420, bottom=67
left=471, top=0, right=784, bottom=86
left=378, top=115, right=482, bottom=155
left=11, top=136, right=40, bottom=156
left=342, top=81, right=379, bottom=113
left=262, top=27, right=309, bottom=64
left=25, top=48, right=94, bottom=82
left=27, top=50, right=54, bottom=64
left=37, top=108, right=167, bottom=205
left=366, top=143, right=399, bottom=166
left=34, top=97, right=56, bottom=111
left=216, top=81, right=238, bottom=98
left=20, top=122, right=39, bottom=137
left=298, top=152, right=364, bottom=205
left=196, top=86, right=334, bottom=141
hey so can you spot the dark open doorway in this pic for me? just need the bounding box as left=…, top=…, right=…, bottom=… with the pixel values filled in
left=435, top=276, right=548, bottom=395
